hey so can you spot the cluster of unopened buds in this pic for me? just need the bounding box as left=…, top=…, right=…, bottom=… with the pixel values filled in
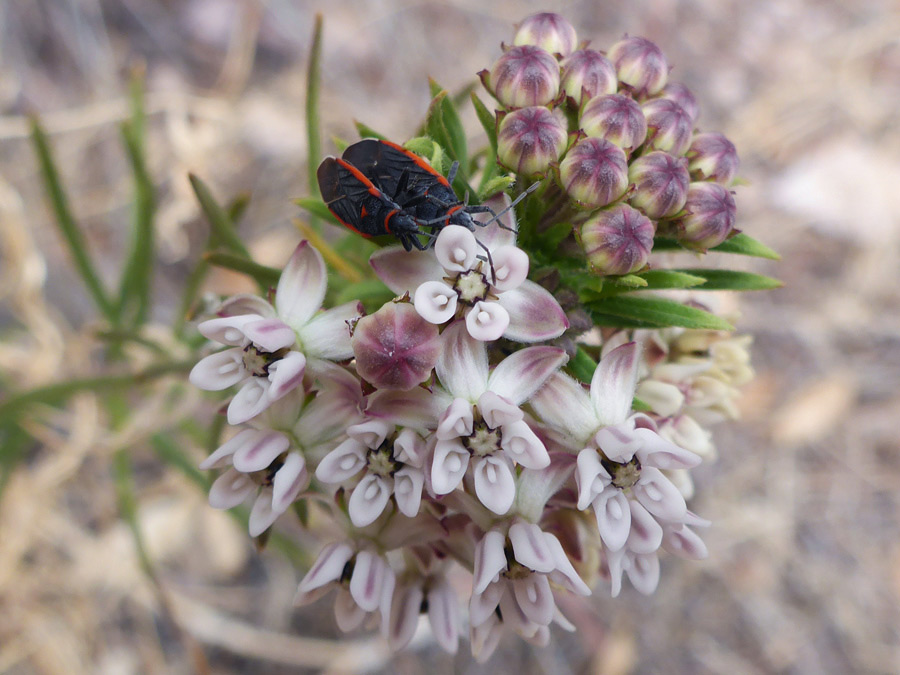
left=189, top=12, right=760, bottom=662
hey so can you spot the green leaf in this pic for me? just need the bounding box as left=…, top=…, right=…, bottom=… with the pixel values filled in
left=331, top=135, right=349, bottom=152
left=540, top=222, right=574, bottom=252
left=305, top=14, right=324, bottom=207
left=204, top=251, right=280, bottom=288
left=471, top=92, right=497, bottom=155
left=478, top=174, right=515, bottom=201
left=404, top=136, right=438, bottom=159
left=568, top=346, right=597, bottom=383
left=672, top=268, right=783, bottom=291
left=334, top=279, right=395, bottom=312
left=635, top=269, right=707, bottom=290
left=294, top=197, right=341, bottom=226
left=710, top=233, right=781, bottom=260
left=30, top=117, right=116, bottom=321
left=189, top=174, right=250, bottom=258
left=612, top=274, right=649, bottom=289
left=632, top=396, right=653, bottom=412
left=424, top=91, right=453, bottom=157
left=226, top=192, right=251, bottom=225
left=354, top=120, right=387, bottom=140
left=588, top=296, right=735, bottom=331
left=428, top=78, right=467, bottom=163
left=151, top=433, right=209, bottom=489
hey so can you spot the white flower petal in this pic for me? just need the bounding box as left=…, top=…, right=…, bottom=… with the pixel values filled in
left=470, top=613, right=503, bottom=663
left=367, top=388, right=448, bottom=430
left=594, top=422, right=642, bottom=463
left=593, top=488, right=632, bottom=552
left=436, top=398, right=475, bottom=440
left=248, top=490, right=279, bottom=536
left=388, top=582, right=423, bottom=650
left=626, top=499, right=664, bottom=554
left=659, top=414, right=714, bottom=457
left=226, top=379, right=271, bottom=425
left=370, top=245, right=443, bottom=294
left=662, top=523, right=709, bottom=560
left=271, top=452, right=308, bottom=513
left=200, top=428, right=257, bottom=470
left=393, top=467, right=424, bottom=517
left=633, top=467, right=687, bottom=522
left=626, top=552, right=660, bottom=595
left=465, top=300, right=509, bottom=342
left=511, top=574, right=554, bottom=626
left=591, top=342, right=641, bottom=426
left=241, top=317, right=297, bottom=352
left=473, top=530, right=508, bottom=594
left=575, top=449, right=612, bottom=511
left=297, top=301, right=358, bottom=360
left=435, top=225, right=478, bottom=272
left=487, top=346, right=568, bottom=406
left=349, top=550, right=389, bottom=612
left=197, top=314, right=258, bottom=346
left=393, top=429, right=427, bottom=468
left=266, top=351, right=307, bottom=401
left=276, top=241, right=327, bottom=328
left=315, top=439, right=367, bottom=483
left=509, top=521, right=555, bottom=573
left=414, top=281, right=458, bottom=324
left=208, top=468, right=255, bottom=509
left=606, top=547, right=626, bottom=598
left=435, top=322, right=489, bottom=401
left=634, top=427, right=701, bottom=469
left=430, top=440, right=469, bottom=495
left=544, top=533, right=592, bottom=596
left=348, top=418, right=394, bottom=449
left=216, top=294, right=275, bottom=319
left=500, top=420, right=550, bottom=469
left=498, top=585, right=540, bottom=639
left=636, top=380, right=685, bottom=417
left=348, top=474, right=393, bottom=527
left=232, top=430, right=290, bottom=473
left=477, top=391, right=523, bottom=429
left=473, top=455, right=516, bottom=515
left=474, top=192, right=517, bottom=250
left=297, top=542, right=354, bottom=594
left=189, top=349, right=246, bottom=391
left=469, top=580, right=504, bottom=628
left=334, top=587, right=368, bottom=632
left=427, top=578, right=459, bottom=654
left=530, top=372, right=599, bottom=444
left=488, top=245, right=529, bottom=292
left=498, top=281, right=569, bottom=343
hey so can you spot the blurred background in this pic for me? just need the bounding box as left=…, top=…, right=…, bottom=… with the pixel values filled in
left=1, top=0, right=899, bottom=673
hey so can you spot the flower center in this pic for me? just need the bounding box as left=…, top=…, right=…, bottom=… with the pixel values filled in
left=367, top=442, right=401, bottom=477
left=464, top=418, right=502, bottom=457
left=242, top=345, right=288, bottom=377
left=601, top=455, right=642, bottom=489
left=452, top=267, right=490, bottom=304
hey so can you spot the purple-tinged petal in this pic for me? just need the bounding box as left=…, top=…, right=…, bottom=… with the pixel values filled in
left=634, top=426, right=701, bottom=469
left=348, top=418, right=394, bottom=449
left=594, top=422, right=642, bottom=463
left=474, top=193, right=517, bottom=250
left=427, top=578, right=460, bottom=654
left=271, top=452, right=308, bottom=513
left=198, top=314, right=259, bottom=346
left=530, top=372, right=598, bottom=443
left=293, top=584, right=333, bottom=607
left=388, top=582, right=423, bottom=650
left=334, top=587, right=368, bottom=632
left=470, top=613, right=503, bottom=663
left=477, top=391, right=523, bottom=429
left=232, top=430, right=290, bottom=473
left=575, top=449, right=611, bottom=511
left=431, top=440, right=470, bottom=494
left=683, top=510, right=712, bottom=528
left=393, top=429, right=427, bottom=468
left=435, top=322, right=489, bottom=401
left=511, top=574, right=554, bottom=626
left=465, top=301, right=509, bottom=342
left=473, top=455, right=516, bottom=515
left=509, top=520, right=555, bottom=573
left=189, top=349, right=245, bottom=391
left=248, top=490, right=279, bottom=536
left=500, top=420, right=549, bottom=469
left=298, top=542, right=354, bottom=594
left=591, top=342, right=641, bottom=426
left=626, top=552, right=660, bottom=595
left=544, top=533, right=592, bottom=596
left=626, top=500, right=664, bottom=554
left=297, top=301, right=358, bottom=360
left=436, top=398, right=475, bottom=440
left=488, top=345, right=568, bottom=405
left=499, top=281, right=568, bottom=343
left=473, top=530, right=508, bottom=594
left=498, top=585, right=540, bottom=639
left=378, top=570, right=397, bottom=639
left=367, top=388, right=446, bottom=430
left=489, top=245, right=529, bottom=292
left=593, top=488, right=631, bottom=551
left=393, top=467, right=424, bottom=517
left=370, top=245, right=443, bottom=294
left=241, top=318, right=296, bottom=352
left=470, top=580, right=504, bottom=628
left=315, top=438, right=367, bottom=483
left=216, top=294, right=275, bottom=319
left=634, top=467, right=687, bottom=521
left=606, top=547, right=626, bottom=597
left=414, top=280, right=458, bottom=324
left=348, top=474, right=393, bottom=527
left=294, top=369, right=364, bottom=446
left=276, top=241, right=327, bottom=328
left=662, top=523, right=708, bottom=560
left=226, top=379, right=272, bottom=425
left=208, top=468, right=255, bottom=509
left=200, top=428, right=256, bottom=470
left=349, top=550, right=389, bottom=612
left=435, top=225, right=478, bottom=272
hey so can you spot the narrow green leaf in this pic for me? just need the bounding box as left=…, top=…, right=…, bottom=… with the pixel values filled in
left=672, top=268, right=783, bottom=291
left=226, top=192, right=251, bottom=224
left=30, top=117, right=116, bottom=321
left=540, top=222, right=574, bottom=252
left=189, top=174, right=250, bottom=258
left=0, top=423, right=31, bottom=498
left=635, top=269, right=707, bottom=290
left=334, top=278, right=394, bottom=311
left=204, top=251, right=280, bottom=287
left=612, top=274, right=649, bottom=289
left=151, top=433, right=209, bottom=489
left=710, top=233, right=781, bottom=260
left=632, top=396, right=653, bottom=412
left=305, top=13, right=324, bottom=232
left=294, top=197, right=341, bottom=226
left=568, top=346, right=598, bottom=383
left=589, top=296, right=735, bottom=331
left=331, top=135, right=349, bottom=152
left=113, top=449, right=156, bottom=578
left=424, top=91, right=453, bottom=157
left=354, top=120, right=387, bottom=140
left=428, top=78, right=466, bottom=163
left=471, top=92, right=497, bottom=155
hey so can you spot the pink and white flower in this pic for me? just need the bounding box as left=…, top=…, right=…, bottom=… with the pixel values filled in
left=388, top=569, right=460, bottom=653
left=369, top=196, right=568, bottom=342
left=190, top=241, right=359, bottom=424
left=430, top=322, right=567, bottom=515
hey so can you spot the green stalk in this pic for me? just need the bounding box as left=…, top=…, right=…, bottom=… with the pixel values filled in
left=305, top=13, right=324, bottom=231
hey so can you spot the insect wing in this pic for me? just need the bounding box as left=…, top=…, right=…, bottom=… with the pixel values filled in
left=317, top=157, right=382, bottom=233
left=343, top=139, right=451, bottom=200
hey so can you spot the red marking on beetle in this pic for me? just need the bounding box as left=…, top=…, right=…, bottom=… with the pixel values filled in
left=383, top=209, right=399, bottom=233
left=335, top=158, right=383, bottom=198
left=381, top=139, right=451, bottom=188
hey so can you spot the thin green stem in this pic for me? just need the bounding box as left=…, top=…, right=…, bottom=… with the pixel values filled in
left=305, top=13, right=324, bottom=231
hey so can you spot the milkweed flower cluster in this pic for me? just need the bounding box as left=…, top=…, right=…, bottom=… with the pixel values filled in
left=189, top=11, right=776, bottom=663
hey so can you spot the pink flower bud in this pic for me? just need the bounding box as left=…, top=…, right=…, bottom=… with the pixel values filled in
left=608, top=36, right=669, bottom=97
left=351, top=301, right=440, bottom=390
left=485, top=45, right=561, bottom=108
left=686, top=132, right=740, bottom=185
left=659, top=81, right=699, bottom=123
left=559, top=49, right=617, bottom=105
left=580, top=94, right=647, bottom=154
left=512, top=12, right=578, bottom=57
left=642, top=98, right=694, bottom=156
left=497, top=106, right=568, bottom=176
left=580, top=204, right=655, bottom=275
left=628, top=150, right=690, bottom=219
left=673, top=182, right=736, bottom=250
left=559, top=137, right=628, bottom=209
